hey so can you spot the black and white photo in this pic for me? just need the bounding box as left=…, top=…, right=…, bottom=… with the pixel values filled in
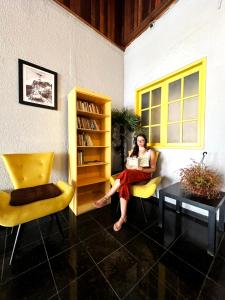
left=18, top=59, right=57, bottom=110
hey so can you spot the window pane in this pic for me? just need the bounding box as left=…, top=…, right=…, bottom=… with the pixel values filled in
left=167, top=123, right=180, bottom=143
left=168, top=101, right=180, bottom=122
left=141, top=110, right=149, bottom=126
left=141, top=92, right=150, bottom=109
left=151, top=126, right=160, bottom=143
left=151, top=88, right=161, bottom=106
left=183, top=122, right=198, bottom=143
left=183, top=96, right=198, bottom=120
left=151, top=107, right=160, bottom=125
left=169, top=79, right=181, bottom=101
left=184, top=72, right=199, bottom=97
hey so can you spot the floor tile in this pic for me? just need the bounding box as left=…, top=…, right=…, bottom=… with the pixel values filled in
left=76, top=217, right=104, bottom=241
left=169, top=232, right=214, bottom=274
left=208, top=255, right=225, bottom=287
left=92, top=207, right=118, bottom=228
left=49, top=242, right=94, bottom=291
left=39, top=213, right=68, bottom=238
left=144, top=210, right=182, bottom=248
left=84, top=230, right=121, bottom=263
left=57, top=266, right=119, bottom=300
left=1, top=221, right=42, bottom=257
left=151, top=251, right=205, bottom=299
left=107, top=221, right=139, bottom=245
left=124, top=269, right=183, bottom=300
left=198, top=277, right=225, bottom=300
left=0, top=262, right=56, bottom=300
left=125, top=233, right=165, bottom=272
left=98, top=246, right=146, bottom=298
left=43, top=227, right=80, bottom=258
left=1, top=239, right=47, bottom=284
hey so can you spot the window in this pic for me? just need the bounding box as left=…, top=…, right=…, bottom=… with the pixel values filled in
left=135, top=59, right=206, bottom=149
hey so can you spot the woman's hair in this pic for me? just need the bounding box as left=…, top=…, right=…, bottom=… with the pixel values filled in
left=130, top=134, right=148, bottom=157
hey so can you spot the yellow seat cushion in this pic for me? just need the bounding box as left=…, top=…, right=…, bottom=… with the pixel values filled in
left=0, top=181, right=74, bottom=227
left=110, top=173, right=161, bottom=199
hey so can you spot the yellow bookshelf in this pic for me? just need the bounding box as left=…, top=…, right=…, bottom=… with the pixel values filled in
left=68, top=87, right=111, bottom=215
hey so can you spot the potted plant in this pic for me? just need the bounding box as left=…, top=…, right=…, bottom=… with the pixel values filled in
left=180, top=158, right=223, bottom=199
left=112, top=108, right=141, bottom=171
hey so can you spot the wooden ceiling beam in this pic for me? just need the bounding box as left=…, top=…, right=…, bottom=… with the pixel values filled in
left=53, top=0, right=177, bottom=50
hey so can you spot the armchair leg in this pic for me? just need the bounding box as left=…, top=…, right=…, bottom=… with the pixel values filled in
left=9, top=224, right=21, bottom=265
left=140, top=198, right=148, bottom=223
left=55, top=214, right=64, bottom=239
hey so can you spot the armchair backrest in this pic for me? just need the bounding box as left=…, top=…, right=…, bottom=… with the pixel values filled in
left=1, top=152, right=54, bottom=189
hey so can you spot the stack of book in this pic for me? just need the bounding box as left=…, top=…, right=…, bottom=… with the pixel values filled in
left=77, top=133, right=93, bottom=146
left=77, top=100, right=101, bottom=114
left=77, top=117, right=100, bottom=130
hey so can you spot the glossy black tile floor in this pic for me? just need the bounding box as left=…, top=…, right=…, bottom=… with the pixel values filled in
left=1, top=195, right=225, bottom=299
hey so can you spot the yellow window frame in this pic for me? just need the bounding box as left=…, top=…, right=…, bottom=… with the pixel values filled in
left=135, top=58, right=206, bottom=149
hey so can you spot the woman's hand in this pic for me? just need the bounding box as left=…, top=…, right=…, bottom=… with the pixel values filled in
left=137, top=166, right=143, bottom=171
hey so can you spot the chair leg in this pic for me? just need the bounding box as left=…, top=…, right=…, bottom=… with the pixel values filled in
left=140, top=198, right=148, bottom=223
left=9, top=224, right=21, bottom=265
left=55, top=214, right=64, bottom=239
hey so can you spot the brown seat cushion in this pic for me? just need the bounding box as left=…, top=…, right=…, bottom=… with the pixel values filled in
left=10, top=183, right=62, bottom=206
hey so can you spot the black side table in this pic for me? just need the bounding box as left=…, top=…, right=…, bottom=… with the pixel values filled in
left=159, top=182, right=225, bottom=256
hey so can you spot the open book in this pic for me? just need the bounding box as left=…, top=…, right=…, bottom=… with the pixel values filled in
left=127, top=156, right=149, bottom=168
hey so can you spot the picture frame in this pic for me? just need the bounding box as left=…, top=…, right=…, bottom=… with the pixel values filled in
left=18, top=59, right=57, bottom=110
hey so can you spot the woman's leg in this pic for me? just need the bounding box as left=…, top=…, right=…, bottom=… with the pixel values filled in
left=113, top=197, right=128, bottom=231
left=93, top=179, right=121, bottom=208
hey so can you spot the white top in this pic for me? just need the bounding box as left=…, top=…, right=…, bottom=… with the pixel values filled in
left=138, top=149, right=151, bottom=160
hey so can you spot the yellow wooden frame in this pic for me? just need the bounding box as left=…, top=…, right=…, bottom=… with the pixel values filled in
left=68, top=87, right=111, bottom=215
left=135, top=58, right=206, bottom=149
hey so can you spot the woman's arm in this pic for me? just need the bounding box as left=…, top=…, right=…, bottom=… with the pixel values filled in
left=137, top=150, right=157, bottom=174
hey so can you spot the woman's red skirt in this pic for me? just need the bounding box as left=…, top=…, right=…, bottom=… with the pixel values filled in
left=117, top=169, right=151, bottom=201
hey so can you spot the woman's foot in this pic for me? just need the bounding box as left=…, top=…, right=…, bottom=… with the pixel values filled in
left=113, top=216, right=127, bottom=232
left=93, top=195, right=110, bottom=208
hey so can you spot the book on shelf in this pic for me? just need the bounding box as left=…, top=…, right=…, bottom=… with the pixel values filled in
left=77, top=99, right=101, bottom=114
left=77, top=116, right=100, bottom=130
left=126, top=157, right=149, bottom=168
left=77, top=133, right=93, bottom=146
left=77, top=150, right=83, bottom=165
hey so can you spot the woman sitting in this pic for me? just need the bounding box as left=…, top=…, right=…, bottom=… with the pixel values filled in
left=93, top=134, right=157, bottom=232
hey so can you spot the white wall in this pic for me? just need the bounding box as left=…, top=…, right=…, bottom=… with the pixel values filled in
left=0, top=0, right=124, bottom=189
left=124, top=0, right=225, bottom=191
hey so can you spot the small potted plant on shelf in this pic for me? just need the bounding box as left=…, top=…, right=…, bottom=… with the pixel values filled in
left=180, top=153, right=223, bottom=199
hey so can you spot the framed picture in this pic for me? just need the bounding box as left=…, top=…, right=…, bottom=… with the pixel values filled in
left=18, top=59, right=57, bottom=110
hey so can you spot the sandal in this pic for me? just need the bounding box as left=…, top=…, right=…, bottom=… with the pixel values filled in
left=93, top=196, right=110, bottom=208
left=113, top=216, right=127, bottom=232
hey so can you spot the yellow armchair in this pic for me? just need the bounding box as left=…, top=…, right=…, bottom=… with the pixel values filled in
left=110, top=150, right=161, bottom=222
left=0, top=152, right=74, bottom=264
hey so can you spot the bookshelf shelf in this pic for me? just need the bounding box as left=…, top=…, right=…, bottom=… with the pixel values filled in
left=68, top=87, right=111, bottom=215
left=77, top=146, right=109, bottom=149
left=77, top=162, right=108, bottom=168
left=77, top=128, right=109, bottom=133
left=77, top=177, right=108, bottom=187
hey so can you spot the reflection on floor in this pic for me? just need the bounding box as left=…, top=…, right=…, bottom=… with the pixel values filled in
left=1, top=195, right=225, bottom=299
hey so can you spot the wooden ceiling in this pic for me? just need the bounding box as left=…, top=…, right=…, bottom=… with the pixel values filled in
left=54, top=0, right=177, bottom=50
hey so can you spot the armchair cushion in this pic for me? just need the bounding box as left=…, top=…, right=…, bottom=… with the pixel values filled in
left=10, top=183, right=62, bottom=206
